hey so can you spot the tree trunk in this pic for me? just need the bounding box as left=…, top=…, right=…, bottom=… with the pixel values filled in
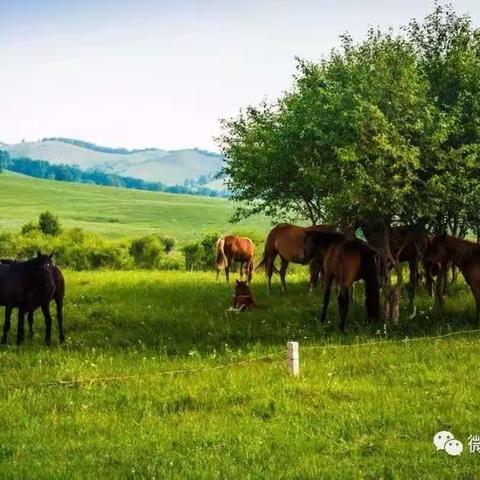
left=361, top=217, right=402, bottom=326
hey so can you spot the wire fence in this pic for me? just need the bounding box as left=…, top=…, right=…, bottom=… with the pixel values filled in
left=2, top=328, right=479, bottom=390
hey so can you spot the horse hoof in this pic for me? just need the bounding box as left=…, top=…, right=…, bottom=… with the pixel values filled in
left=16, top=339, right=24, bottom=346
left=59, top=336, right=65, bottom=344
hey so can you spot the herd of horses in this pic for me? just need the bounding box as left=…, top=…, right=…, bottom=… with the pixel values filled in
left=216, top=224, right=480, bottom=332
left=0, top=223, right=478, bottom=346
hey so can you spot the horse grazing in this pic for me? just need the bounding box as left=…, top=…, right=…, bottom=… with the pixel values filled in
left=0, top=252, right=64, bottom=345
left=305, top=231, right=381, bottom=332
left=257, top=223, right=337, bottom=292
left=424, top=234, right=480, bottom=325
left=216, top=236, right=255, bottom=283
left=232, top=280, right=256, bottom=311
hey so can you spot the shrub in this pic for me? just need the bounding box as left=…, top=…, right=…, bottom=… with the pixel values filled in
left=21, top=221, right=39, bottom=235
left=201, top=233, right=219, bottom=270
left=38, top=211, right=62, bottom=236
left=162, top=236, right=176, bottom=253
left=130, top=235, right=164, bottom=269
left=182, top=243, right=204, bottom=271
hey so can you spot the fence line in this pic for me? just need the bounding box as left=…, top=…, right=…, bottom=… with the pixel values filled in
left=301, top=327, right=480, bottom=351
left=2, top=328, right=478, bottom=390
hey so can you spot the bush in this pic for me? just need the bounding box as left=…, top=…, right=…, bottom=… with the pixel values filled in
left=38, top=211, right=61, bottom=236
left=130, top=235, right=164, bottom=269
left=162, top=236, right=176, bottom=254
left=182, top=243, right=204, bottom=271
left=201, top=233, right=219, bottom=270
left=21, top=221, right=39, bottom=235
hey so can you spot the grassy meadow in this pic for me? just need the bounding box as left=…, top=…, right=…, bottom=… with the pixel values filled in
left=0, top=269, right=479, bottom=478
left=0, top=172, right=269, bottom=243
left=0, top=173, right=479, bottom=477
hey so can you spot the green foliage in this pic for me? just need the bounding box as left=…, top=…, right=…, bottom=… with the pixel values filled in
left=182, top=233, right=221, bottom=271
left=162, top=236, right=176, bottom=254
left=218, top=4, right=480, bottom=234
left=200, top=233, right=219, bottom=269
left=38, top=211, right=62, bottom=236
left=182, top=242, right=204, bottom=271
left=130, top=235, right=165, bottom=269
left=21, top=221, right=38, bottom=235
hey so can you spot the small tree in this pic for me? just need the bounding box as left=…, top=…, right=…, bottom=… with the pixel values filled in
left=38, top=211, right=61, bottom=236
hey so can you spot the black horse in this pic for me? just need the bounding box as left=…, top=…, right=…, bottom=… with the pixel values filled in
left=0, top=252, right=65, bottom=345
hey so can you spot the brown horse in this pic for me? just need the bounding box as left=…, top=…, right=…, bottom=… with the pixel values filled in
left=257, top=223, right=337, bottom=292
left=232, top=280, right=256, bottom=311
left=305, top=231, right=381, bottom=332
left=389, top=226, right=433, bottom=313
left=424, top=234, right=480, bottom=325
left=216, top=235, right=255, bottom=283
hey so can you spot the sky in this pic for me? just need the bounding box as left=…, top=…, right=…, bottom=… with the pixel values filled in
left=1, top=0, right=479, bottom=152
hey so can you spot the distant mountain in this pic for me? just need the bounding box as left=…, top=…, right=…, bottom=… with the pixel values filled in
left=3, top=138, right=224, bottom=186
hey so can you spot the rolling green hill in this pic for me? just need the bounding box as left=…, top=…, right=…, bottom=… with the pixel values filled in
left=0, top=172, right=268, bottom=243
left=3, top=139, right=223, bottom=186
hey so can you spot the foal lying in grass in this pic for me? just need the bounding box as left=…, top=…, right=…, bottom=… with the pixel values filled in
left=231, top=280, right=256, bottom=311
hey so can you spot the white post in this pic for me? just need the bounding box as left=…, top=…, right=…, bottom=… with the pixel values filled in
left=287, top=341, right=299, bottom=377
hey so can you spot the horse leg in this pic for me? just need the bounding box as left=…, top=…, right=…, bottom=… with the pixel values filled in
left=266, top=253, right=277, bottom=293
left=56, top=298, right=65, bottom=344
left=225, top=261, right=230, bottom=283
left=41, top=303, right=53, bottom=346
left=247, top=260, right=253, bottom=283
left=408, top=260, right=418, bottom=318
left=16, top=308, right=25, bottom=346
left=338, top=287, right=350, bottom=333
left=424, top=261, right=433, bottom=297
left=279, top=258, right=288, bottom=292
left=28, top=310, right=34, bottom=338
left=239, top=261, right=244, bottom=279
left=451, top=264, right=458, bottom=285
left=1, top=306, right=13, bottom=345
left=309, top=259, right=322, bottom=293
left=320, top=275, right=333, bottom=324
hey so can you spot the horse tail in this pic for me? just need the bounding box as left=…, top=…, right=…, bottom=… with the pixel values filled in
left=255, top=249, right=279, bottom=273
left=216, top=238, right=228, bottom=270
left=256, top=249, right=267, bottom=271
left=364, top=251, right=381, bottom=320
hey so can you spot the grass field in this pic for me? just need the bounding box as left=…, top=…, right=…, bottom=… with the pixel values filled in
left=1, top=270, right=479, bottom=478
left=0, top=172, right=269, bottom=243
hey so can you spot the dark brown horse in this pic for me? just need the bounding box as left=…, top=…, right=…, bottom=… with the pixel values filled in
left=389, top=226, right=433, bottom=313
left=305, top=231, right=381, bottom=332
left=257, top=223, right=337, bottom=292
left=0, top=259, right=65, bottom=340
left=216, top=235, right=255, bottom=283
left=424, top=234, right=480, bottom=325
left=0, top=252, right=65, bottom=345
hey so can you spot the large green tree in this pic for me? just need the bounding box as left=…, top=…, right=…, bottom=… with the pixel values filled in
left=218, top=31, right=432, bottom=228
left=218, top=4, right=480, bottom=235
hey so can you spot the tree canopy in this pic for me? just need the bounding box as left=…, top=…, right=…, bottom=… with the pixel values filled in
left=218, top=3, right=480, bottom=235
